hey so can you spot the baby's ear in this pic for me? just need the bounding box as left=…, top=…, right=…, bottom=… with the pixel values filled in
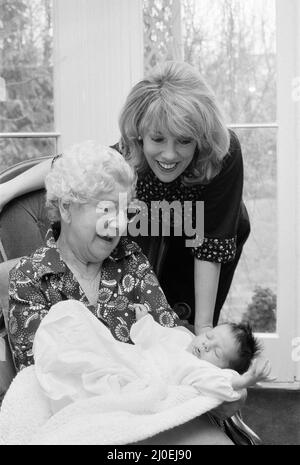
left=58, top=200, right=71, bottom=223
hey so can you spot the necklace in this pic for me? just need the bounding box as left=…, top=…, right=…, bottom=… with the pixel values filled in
left=68, top=264, right=102, bottom=307
left=57, top=244, right=102, bottom=306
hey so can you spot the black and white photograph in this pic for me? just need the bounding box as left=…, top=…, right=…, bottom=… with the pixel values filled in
left=0, top=0, right=299, bottom=447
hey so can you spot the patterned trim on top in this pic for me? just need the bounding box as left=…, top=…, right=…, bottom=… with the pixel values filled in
left=192, top=237, right=237, bottom=263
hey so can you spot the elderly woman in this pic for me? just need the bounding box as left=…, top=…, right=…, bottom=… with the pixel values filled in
left=1, top=140, right=239, bottom=445
left=7, top=141, right=178, bottom=371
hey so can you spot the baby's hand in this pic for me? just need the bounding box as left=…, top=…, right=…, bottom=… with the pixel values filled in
left=132, top=304, right=149, bottom=321
left=247, top=358, right=275, bottom=384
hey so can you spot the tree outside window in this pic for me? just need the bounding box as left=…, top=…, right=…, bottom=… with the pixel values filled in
left=0, top=0, right=54, bottom=171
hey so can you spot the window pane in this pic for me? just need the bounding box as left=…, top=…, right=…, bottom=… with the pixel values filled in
left=220, top=128, right=277, bottom=332
left=182, top=0, right=276, bottom=123
left=0, top=137, right=56, bottom=172
left=144, top=0, right=182, bottom=73
left=0, top=0, right=54, bottom=133
left=143, top=1, right=276, bottom=123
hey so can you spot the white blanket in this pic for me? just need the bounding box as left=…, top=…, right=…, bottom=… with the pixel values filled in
left=0, top=365, right=220, bottom=445
left=0, top=301, right=239, bottom=445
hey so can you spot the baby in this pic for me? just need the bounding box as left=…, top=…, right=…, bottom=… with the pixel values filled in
left=33, top=300, right=274, bottom=414
left=134, top=304, right=273, bottom=391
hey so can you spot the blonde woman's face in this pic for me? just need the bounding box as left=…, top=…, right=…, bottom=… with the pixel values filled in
left=142, top=128, right=197, bottom=182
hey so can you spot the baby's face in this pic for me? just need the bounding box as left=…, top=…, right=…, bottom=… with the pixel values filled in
left=187, top=324, right=239, bottom=369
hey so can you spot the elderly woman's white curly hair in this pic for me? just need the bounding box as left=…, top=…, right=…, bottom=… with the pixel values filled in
left=45, top=141, right=136, bottom=222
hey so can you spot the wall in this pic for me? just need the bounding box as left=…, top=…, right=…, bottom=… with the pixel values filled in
left=53, top=0, right=143, bottom=149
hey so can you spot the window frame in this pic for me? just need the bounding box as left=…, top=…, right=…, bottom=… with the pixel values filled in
left=228, top=0, right=299, bottom=384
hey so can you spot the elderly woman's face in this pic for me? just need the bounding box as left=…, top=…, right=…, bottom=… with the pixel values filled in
left=67, top=183, right=131, bottom=263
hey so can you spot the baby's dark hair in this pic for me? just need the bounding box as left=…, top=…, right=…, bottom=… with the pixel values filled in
left=227, top=323, right=261, bottom=374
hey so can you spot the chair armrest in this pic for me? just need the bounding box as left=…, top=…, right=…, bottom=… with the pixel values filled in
left=0, top=332, right=16, bottom=405
left=0, top=258, right=21, bottom=330
left=208, top=410, right=262, bottom=445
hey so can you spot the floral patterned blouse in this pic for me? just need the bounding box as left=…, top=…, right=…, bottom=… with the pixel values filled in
left=8, top=229, right=179, bottom=371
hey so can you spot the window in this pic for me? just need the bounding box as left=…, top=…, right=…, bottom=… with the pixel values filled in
left=0, top=0, right=56, bottom=172
left=144, top=0, right=183, bottom=73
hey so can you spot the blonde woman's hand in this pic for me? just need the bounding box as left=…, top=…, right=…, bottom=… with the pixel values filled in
left=194, top=324, right=213, bottom=336
left=0, top=182, right=15, bottom=214
left=0, top=183, right=8, bottom=214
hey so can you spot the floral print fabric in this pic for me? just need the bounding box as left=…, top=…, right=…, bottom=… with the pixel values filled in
left=8, top=229, right=178, bottom=371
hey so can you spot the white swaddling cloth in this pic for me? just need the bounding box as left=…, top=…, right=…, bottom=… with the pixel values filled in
left=33, top=300, right=242, bottom=414
left=0, top=300, right=245, bottom=445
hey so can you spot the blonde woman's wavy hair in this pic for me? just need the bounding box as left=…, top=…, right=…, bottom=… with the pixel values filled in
left=45, top=141, right=136, bottom=222
left=119, top=61, right=230, bottom=184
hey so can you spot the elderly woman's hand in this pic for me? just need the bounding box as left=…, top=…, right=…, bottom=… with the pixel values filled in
left=133, top=303, right=149, bottom=321
left=209, top=389, right=247, bottom=421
